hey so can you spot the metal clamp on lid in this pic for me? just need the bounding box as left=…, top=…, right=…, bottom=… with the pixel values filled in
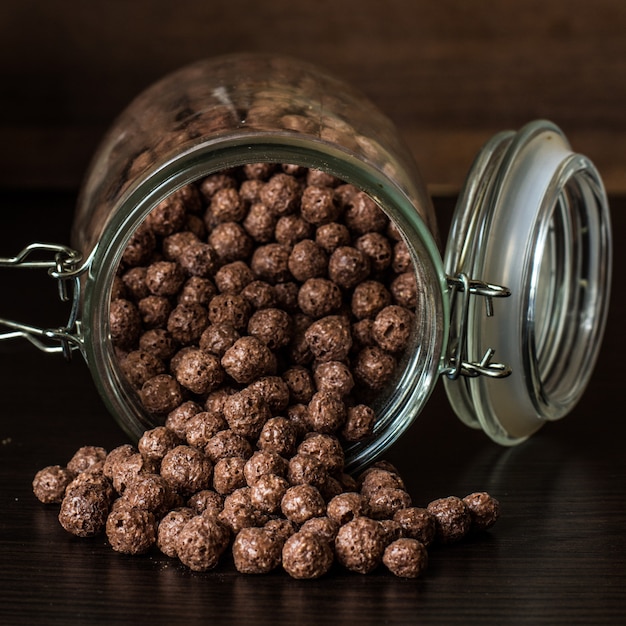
left=443, top=273, right=512, bottom=380
left=0, top=243, right=85, bottom=359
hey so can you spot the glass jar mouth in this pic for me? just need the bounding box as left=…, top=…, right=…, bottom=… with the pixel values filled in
left=81, top=132, right=448, bottom=472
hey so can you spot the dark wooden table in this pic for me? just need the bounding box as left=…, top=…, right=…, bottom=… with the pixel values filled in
left=0, top=190, right=624, bottom=626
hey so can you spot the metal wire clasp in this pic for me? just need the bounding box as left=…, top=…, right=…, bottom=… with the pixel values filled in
left=0, top=243, right=85, bottom=359
left=443, top=273, right=512, bottom=380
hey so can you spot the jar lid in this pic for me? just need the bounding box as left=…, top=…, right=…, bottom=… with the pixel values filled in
left=443, top=120, right=612, bottom=445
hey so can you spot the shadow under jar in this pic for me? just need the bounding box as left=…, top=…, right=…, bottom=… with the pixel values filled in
left=0, top=54, right=612, bottom=471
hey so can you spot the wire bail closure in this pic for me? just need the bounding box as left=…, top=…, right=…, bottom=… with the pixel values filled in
left=443, top=273, right=512, bottom=380
left=0, top=243, right=85, bottom=359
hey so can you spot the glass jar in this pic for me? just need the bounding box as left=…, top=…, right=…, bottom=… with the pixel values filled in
left=0, top=53, right=612, bottom=472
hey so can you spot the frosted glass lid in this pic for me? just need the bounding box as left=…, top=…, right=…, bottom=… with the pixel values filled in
left=443, top=121, right=612, bottom=445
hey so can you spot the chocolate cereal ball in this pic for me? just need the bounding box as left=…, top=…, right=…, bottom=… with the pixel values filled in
left=259, top=172, right=301, bottom=216
left=390, top=271, right=418, bottom=309
left=288, top=239, right=328, bottom=282
left=163, top=231, right=200, bottom=262
left=165, top=400, right=203, bottom=439
left=313, top=361, right=354, bottom=397
left=146, top=195, right=187, bottom=236
left=355, top=232, right=393, bottom=272
left=372, top=305, right=415, bottom=353
left=223, top=388, right=272, bottom=439
left=106, top=503, right=157, bottom=554
left=427, top=496, right=472, bottom=544
left=244, top=450, right=288, bottom=486
left=233, top=526, right=282, bottom=574
left=304, top=315, right=352, bottom=362
left=221, top=336, right=277, bottom=384
left=286, top=453, right=328, bottom=489
left=178, top=242, right=219, bottom=278
left=307, top=391, right=347, bottom=434
left=160, top=445, right=213, bottom=496
left=167, top=302, right=209, bottom=345
left=240, top=280, right=277, bottom=310
left=218, top=487, right=267, bottom=534
left=264, top=518, right=297, bottom=546
left=300, top=184, right=341, bottom=225
left=367, top=487, right=412, bottom=520
left=300, top=516, right=339, bottom=544
left=122, top=223, right=157, bottom=266
left=140, top=374, right=184, bottom=415
left=256, top=417, right=298, bottom=458
left=138, top=426, right=182, bottom=462
left=213, top=456, right=247, bottom=495
left=188, top=490, right=224, bottom=516
left=173, top=347, right=224, bottom=395
left=243, top=202, right=278, bottom=243
left=208, top=221, right=253, bottom=263
left=145, top=261, right=185, bottom=297
left=177, top=276, right=217, bottom=306
left=282, top=531, right=334, bottom=579
left=185, top=411, right=228, bottom=451
left=326, top=492, right=369, bottom=526
left=315, top=222, right=351, bottom=253
left=297, top=278, right=342, bottom=318
left=67, top=446, right=108, bottom=475
left=58, top=483, right=111, bottom=537
left=297, top=433, right=344, bottom=474
left=250, top=243, right=292, bottom=284
left=393, top=507, right=436, bottom=546
left=122, top=473, right=175, bottom=517
left=250, top=473, right=290, bottom=514
left=176, top=514, right=230, bottom=571
left=334, top=517, right=385, bottom=574
left=281, top=484, right=326, bottom=525
left=247, top=376, right=290, bottom=413
left=274, top=214, right=313, bottom=247
left=282, top=366, right=315, bottom=404
left=383, top=538, right=428, bottom=578
left=204, top=430, right=253, bottom=464
left=121, top=266, right=149, bottom=300
left=352, top=346, right=397, bottom=390
left=341, top=404, right=376, bottom=442
left=33, top=465, right=75, bottom=504
left=351, top=280, right=392, bottom=320
left=199, top=323, right=240, bottom=357
left=157, top=507, right=196, bottom=557
left=120, top=350, right=166, bottom=389
left=109, top=298, right=142, bottom=349
left=139, top=328, right=177, bottom=360
left=247, top=308, right=292, bottom=349
left=328, top=246, right=370, bottom=289
left=214, top=261, right=255, bottom=294
left=209, top=187, right=246, bottom=223
left=462, top=492, right=500, bottom=532
left=138, top=295, right=172, bottom=329
left=208, top=294, right=251, bottom=332
left=343, top=190, right=388, bottom=235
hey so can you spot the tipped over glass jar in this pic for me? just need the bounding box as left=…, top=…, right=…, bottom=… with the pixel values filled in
left=0, top=53, right=612, bottom=472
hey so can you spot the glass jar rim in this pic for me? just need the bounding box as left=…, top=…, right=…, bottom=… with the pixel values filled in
left=81, top=131, right=449, bottom=471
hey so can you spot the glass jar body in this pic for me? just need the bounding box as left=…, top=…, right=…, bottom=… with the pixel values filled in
left=73, top=53, right=448, bottom=471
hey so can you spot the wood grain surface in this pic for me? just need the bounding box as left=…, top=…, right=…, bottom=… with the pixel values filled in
left=1, top=0, right=626, bottom=193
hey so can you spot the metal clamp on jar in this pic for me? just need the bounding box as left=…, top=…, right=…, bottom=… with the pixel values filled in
left=0, top=54, right=612, bottom=471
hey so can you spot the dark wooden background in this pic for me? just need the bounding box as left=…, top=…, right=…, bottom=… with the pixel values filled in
left=1, top=0, right=626, bottom=195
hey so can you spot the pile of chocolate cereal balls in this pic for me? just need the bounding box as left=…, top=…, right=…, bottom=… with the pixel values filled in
left=33, top=164, right=499, bottom=579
